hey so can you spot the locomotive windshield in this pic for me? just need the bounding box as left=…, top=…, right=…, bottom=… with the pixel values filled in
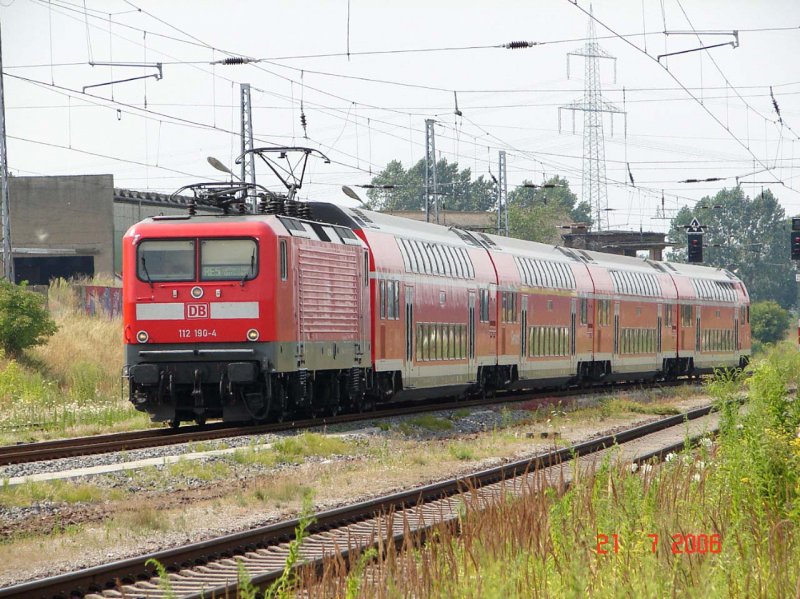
left=200, top=239, right=258, bottom=281
left=137, top=240, right=196, bottom=282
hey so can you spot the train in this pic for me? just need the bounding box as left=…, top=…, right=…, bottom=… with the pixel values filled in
left=122, top=201, right=750, bottom=427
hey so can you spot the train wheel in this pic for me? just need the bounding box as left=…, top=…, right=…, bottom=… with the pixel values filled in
left=194, top=414, right=206, bottom=427
left=168, top=418, right=181, bottom=430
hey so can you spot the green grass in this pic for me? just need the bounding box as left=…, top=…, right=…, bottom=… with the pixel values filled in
left=252, top=480, right=310, bottom=506
left=166, top=458, right=232, bottom=481
left=406, top=414, right=454, bottom=432
left=0, top=479, right=124, bottom=507
left=598, top=397, right=681, bottom=417
left=301, top=346, right=800, bottom=597
left=260, top=432, right=354, bottom=465
left=448, top=442, right=477, bottom=461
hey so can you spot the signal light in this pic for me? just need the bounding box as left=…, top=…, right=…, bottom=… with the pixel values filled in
left=791, top=232, right=800, bottom=260
left=687, top=232, right=703, bottom=263
left=136, top=330, right=149, bottom=343
left=246, top=329, right=259, bottom=341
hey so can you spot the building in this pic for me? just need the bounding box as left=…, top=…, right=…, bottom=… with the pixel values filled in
left=4, top=175, right=217, bottom=284
left=561, top=225, right=669, bottom=261
left=381, top=210, right=496, bottom=232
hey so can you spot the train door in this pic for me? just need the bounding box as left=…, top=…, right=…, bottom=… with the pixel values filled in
left=695, top=305, right=702, bottom=354
left=468, top=291, right=476, bottom=380
left=613, top=302, right=620, bottom=372
left=404, top=287, right=414, bottom=384
left=570, top=298, right=577, bottom=373
left=657, top=303, right=663, bottom=366
left=521, top=295, right=528, bottom=359
left=734, top=309, right=740, bottom=358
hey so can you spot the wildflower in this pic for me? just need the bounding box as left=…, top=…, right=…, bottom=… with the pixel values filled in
left=641, top=464, right=654, bottom=474
left=696, top=460, right=706, bottom=470
left=629, top=462, right=639, bottom=473
left=741, top=477, right=750, bottom=484
left=665, top=452, right=676, bottom=462
left=736, top=424, right=744, bottom=430
left=700, top=437, right=713, bottom=448
left=693, top=473, right=701, bottom=482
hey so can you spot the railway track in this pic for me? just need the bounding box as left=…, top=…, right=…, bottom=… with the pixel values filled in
left=0, top=379, right=703, bottom=467
left=0, top=402, right=721, bottom=599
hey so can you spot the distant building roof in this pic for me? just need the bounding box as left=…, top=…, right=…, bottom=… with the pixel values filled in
left=381, top=210, right=495, bottom=231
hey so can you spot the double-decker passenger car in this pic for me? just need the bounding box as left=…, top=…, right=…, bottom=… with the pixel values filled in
left=124, top=202, right=750, bottom=425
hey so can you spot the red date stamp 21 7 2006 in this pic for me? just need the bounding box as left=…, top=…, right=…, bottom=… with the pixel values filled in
left=596, top=533, right=721, bottom=555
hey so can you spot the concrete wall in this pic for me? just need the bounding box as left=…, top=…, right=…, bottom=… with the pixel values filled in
left=8, top=174, right=115, bottom=274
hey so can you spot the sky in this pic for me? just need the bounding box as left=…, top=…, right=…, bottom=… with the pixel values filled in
left=1, top=0, right=799, bottom=232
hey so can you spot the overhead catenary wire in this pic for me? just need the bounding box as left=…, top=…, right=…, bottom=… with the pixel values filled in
left=10, top=0, right=800, bottom=213
left=566, top=1, right=797, bottom=197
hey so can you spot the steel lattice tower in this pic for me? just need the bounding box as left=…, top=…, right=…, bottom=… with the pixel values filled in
left=239, top=83, right=256, bottom=213
left=424, top=119, right=439, bottom=223
left=559, top=7, right=623, bottom=231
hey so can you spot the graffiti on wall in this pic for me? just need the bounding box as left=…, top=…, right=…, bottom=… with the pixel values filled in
left=77, top=286, right=122, bottom=318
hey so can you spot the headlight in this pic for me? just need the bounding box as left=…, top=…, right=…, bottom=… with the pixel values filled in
left=191, top=286, right=204, bottom=299
left=136, top=330, right=149, bottom=343
left=246, top=329, right=259, bottom=341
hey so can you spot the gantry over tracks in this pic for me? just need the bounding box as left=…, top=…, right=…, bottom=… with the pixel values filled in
left=0, top=402, right=722, bottom=599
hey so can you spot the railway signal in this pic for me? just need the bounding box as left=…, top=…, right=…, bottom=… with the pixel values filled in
left=685, top=218, right=704, bottom=264
left=791, top=217, right=800, bottom=260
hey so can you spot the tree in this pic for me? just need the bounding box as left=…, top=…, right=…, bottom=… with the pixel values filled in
left=750, top=300, right=791, bottom=345
left=0, top=281, right=57, bottom=355
left=365, top=158, right=496, bottom=212
left=666, top=187, right=795, bottom=308
left=506, top=176, right=591, bottom=244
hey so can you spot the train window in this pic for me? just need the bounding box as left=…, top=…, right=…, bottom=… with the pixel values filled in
left=200, top=239, right=258, bottom=281
left=280, top=240, right=287, bottom=280
left=138, top=239, right=195, bottom=282
left=716, top=310, right=721, bottom=318
left=439, top=246, right=453, bottom=277
left=416, top=324, right=423, bottom=361
left=579, top=298, right=588, bottom=325
left=428, top=244, right=442, bottom=275
left=442, top=246, right=455, bottom=277
left=379, top=281, right=386, bottom=319
left=423, top=324, right=431, bottom=361
left=663, top=304, right=672, bottom=327
left=452, top=247, right=465, bottom=278
left=547, top=300, right=554, bottom=311
left=501, top=292, right=518, bottom=323
left=403, top=240, right=415, bottom=272
left=364, top=253, right=370, bottom=287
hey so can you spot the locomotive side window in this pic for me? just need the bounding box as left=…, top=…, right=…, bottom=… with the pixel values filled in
left=200, top=239, right=258, bottom=281
left=280, top=240, right=288, bottom=281
left=579, top=298, right=588, bottom=325
left=137, top=240, right=195, bottom=282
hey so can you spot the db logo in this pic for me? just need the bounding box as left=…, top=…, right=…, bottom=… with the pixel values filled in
left=186, top=303, right=209, bottom=319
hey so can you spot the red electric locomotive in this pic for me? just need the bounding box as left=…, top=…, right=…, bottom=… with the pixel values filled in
left=123, top=210, right=371, bottom=426
left=123, top=157, right=749, bottom=426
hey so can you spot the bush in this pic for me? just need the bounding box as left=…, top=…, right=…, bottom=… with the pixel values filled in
left=0, top=280, right=57, bottom=355
left=750, top=299, right=791, bottom=345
